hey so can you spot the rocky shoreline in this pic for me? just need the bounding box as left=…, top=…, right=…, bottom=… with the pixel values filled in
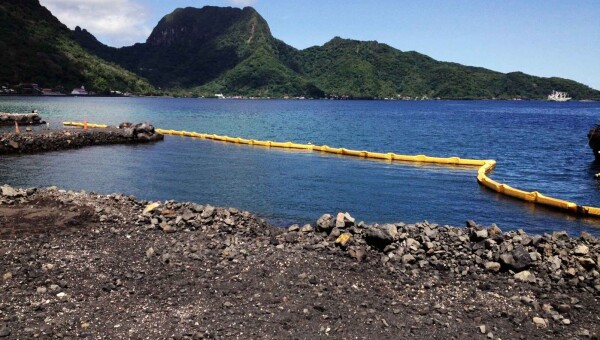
left=0, top=123, right=163, bottom=155
left=0, top=185, right=598, bottom=339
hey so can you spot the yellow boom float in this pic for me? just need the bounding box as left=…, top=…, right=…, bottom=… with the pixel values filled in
left=63, top=121, right=600, bottom=219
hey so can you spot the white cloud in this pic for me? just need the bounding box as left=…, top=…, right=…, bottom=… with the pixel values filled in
left=39, top=0, right=152, bottom=47
left=228, top=0, right=257, bottom=6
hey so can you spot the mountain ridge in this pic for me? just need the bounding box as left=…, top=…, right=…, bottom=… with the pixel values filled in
left=3, top=1, right=598, bottom=99
left=73, top=5, right=596, bottom=100
left=0, top=0, right=156, bottom=95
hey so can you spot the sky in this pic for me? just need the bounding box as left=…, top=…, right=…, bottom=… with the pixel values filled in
left=39, top=0, right=600, bottom=90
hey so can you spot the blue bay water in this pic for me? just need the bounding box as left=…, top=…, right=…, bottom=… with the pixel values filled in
left=1, top=97, right=599, bottom=235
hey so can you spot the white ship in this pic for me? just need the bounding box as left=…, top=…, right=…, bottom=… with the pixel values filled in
left=547, top=90, right=571, bottom=102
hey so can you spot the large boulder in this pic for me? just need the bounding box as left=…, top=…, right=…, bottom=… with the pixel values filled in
left=1, top=185, right=19, bottom=197
left=500, top=245, right=531, bottom=271
left=120, top=122, right=163, bottom=142
left=365, top=227, right=394, bottom=250
left=316, top=214, right=334, bottom=232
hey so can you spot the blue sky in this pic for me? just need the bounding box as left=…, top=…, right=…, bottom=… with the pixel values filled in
left=40, top=0, right=600, bottom=89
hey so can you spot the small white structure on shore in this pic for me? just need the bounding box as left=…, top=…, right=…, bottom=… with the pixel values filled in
left=71, top=86, right=88, bottom=96
left=215, top=93, right=225, bottom=99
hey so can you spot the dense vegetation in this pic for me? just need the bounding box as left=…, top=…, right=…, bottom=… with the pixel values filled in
left=74, top=6, right=321, bottom=97
left=4, top=2, right=599, bottom=99
left=297, top=37, right=600, bottom=100
left=75, top=6, right=598, bottom=100
left=0, top=0, right=155, bottom=95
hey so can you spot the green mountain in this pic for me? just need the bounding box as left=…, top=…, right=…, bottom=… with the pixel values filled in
left=298, top=37, right=600, bottom=100
left=0, top=0, right=155, bottom=94
left=73, top=6, right=321, bottom=97
left=16, top=3, right=600, bottom=100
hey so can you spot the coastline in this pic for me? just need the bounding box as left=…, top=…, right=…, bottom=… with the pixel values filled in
left=1, top=93, right=598, bottom=101
left=0, top=185, right=598, bottom=338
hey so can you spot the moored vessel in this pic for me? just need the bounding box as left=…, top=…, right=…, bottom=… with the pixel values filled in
left=548, top=90, right=571, bottom=102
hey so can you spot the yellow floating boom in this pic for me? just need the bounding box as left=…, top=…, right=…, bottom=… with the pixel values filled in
left=63, top=121, right=600, bottom=218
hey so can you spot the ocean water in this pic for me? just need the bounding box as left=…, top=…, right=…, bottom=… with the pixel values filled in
left=1, top=97, right=599, bottom=235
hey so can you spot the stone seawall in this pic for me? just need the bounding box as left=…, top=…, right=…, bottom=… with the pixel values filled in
left=0, top=123, right=163, bottom=154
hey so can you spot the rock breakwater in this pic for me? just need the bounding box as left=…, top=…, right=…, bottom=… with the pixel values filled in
left=0, top=123, right=163, bottom=154
left=0, top=112, right=45, bottom=126
left=0, top=185, right=598, bottom=338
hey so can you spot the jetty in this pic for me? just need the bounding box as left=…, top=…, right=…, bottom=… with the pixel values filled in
left=0, top=112, right=46, bottom=126
left=0, top=122, right=163, bottom=154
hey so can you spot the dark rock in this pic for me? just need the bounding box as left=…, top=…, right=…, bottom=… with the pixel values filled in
left=365, top=227, right=394, bottom=250
left=329, top=227, right=341, bottom=239
left=501, top=245, right=531, bottom=271
left=531, top=235, right=544, bottom=246
left=181, top=210, right=195, bottom=221
left=512, top=245, right=532, bottom=269
left=348, top=247, right=367, bottom=262
left=201, top=205, right=215, bottom=218
left=488, top=224, right=502, bottom=238
left=381, top=224, right=398, bottom=240
left=552, top=231, right=569, bottom=241
left=160, top=223, right=176, bottom=233
left=402, top=254, right=416, bottom=264
left=577, top=257, right=595, bottom=270
left=0, top=324, right=10, bottom=338
left=300, top=224, right=314, bottom=233
left=285, top=232, right=299, bottom=244
left=557, top=304, right=571, bottom=314
left=313, top=304, right=326, bottom=312
left=580, top=231, right=594, bottom=242
left=349, top=226, right=363, bottom=234
left=316, top=214, right=334, bottom=232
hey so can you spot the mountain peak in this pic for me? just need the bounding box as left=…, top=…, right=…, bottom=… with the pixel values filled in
left=65, top=5, right=599, bottom=98
left=146, top=6, right=266, bottom=48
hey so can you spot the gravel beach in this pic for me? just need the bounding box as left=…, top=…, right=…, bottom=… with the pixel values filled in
left=0, top=185, right=598, bottom=339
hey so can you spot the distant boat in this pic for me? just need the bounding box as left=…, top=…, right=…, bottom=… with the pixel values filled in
left=547, top=90, right=571, bottom=102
